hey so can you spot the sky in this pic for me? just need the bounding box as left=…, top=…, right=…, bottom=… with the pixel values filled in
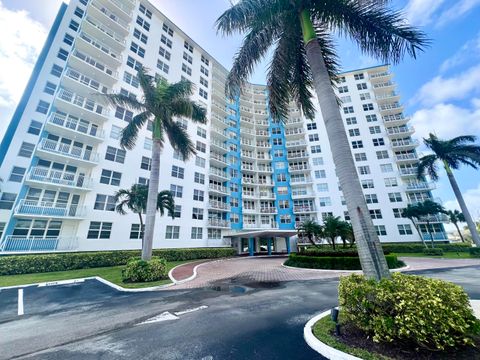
left=1, top=0, right=480, bottom=228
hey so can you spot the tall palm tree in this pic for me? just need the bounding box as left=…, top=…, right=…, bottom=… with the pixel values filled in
left=417, top=134, right=480, bottom=247
left=216, top=0, right=427, bottom=280
left=401, top=204, right=427, bottom=248
left=446, top=209, right=466, bottom=243
left=297, top=219, right=322, bottom=247
left=114, top=184, right=176, bottom=246
left=104, top=68, right=207, bottom=260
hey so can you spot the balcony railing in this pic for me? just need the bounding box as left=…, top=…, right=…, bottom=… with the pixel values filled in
left=64, top=68, right=108, bottom=94
left=369, top=71, right=390, bottom=79
left=71, top=49, right=118, bottom=80
left=57, top=88, right=109, bottom=118
left=286, top=140, right=307, bottom=147
left=47, top=112, right=105, bottom=140
left=287, top=152, right=309, bottom=159
left=293, top=205, right=315, bottom=213
left=209, top=167, right=228, bottom=178
left=373, top=81, right=395, bottom=89
left=405, top=182, right=435, bottom=191
left=421, top=232, right=448, bottom=240
left=27, top=167, right=93, bottom=190
left=387, top=126, right=414, bottom=135
left=38, top=138, right=99, bottom=164
left=207, top=219, right=230, bottom=228
left=78, top=31, right=122, bottom=62
left=379, top=103, right=403, bottom=111
left=289, top=165, right=310, bottom=172
left=391, top=139, right=419, bottom=148
left=208, top=200, right=230, bottom=211
left=84, top=16, right=126, bottom=48
left=399, top=168, right=418, bottom=176
left=15, top=200, right=86, bottom=218
left=395, top=153, right=418, bottom=161
left=208, top=183, right=228, bottom=193
left=260, top=207, right=277, bottom=214
left=90, top=1, right=130, bottom=32
left=0, top=236, right=79, bottom=252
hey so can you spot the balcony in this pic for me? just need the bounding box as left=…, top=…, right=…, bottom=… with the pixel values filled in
left=70, top=49, right=118, bottom=85
left=395, top=153, right=418, bottom=162
left=259, top=192, right=275, bottom=200
left=36, top=138, right=99, bottom=166
left=243, top=223, right=278, bottom=230
left=14, top=199, right=86, bottom=219
left=45, top=112, right=104, bottom=143
left=391, top=139, right=419, bottom=150
left=292, top=191, right=315, bottom=198
left=293, top=205, right=315, bottom=213
left=373, top=81, right=395, bottom=90
left=290, top=177, right=312, bottom=184
left=287, top=151, right=309, bottom=160
left=210, top=139, right=228, bottom=153
left=76, top=31, right=122, bottom=65
left=242, top=177, right=256, bottom=185
left=208, top=183, right=228, bottom=194
left=405, top=182, right=436, bottom=191
left=256, top=130, right=269, bottom=137
left=260, top=207, right=277, bottom=214
left=399, top=168, right=418, bottom=177
left=25, top=167, right=93, bottom=192
left=209, top=167, right=228, bottom=180
left=416, top=214, right=449, bottom=223
left=255, top=120, right=269, bottom=127
left=383, top=114, right=409, bottom=126
left=207, top=219, right=230, bottom=228
left=208, top=200, right=230, bottom=211
left=286, top=140, right=307, bottom=148
left=241, top=164, right=256, bottom=172
left=211, top=126, right=228, bottom=139
left=387, top=126, right=415, bottom=138
left=210, top=152, right=227, bottom=166
left=284, top=128, right=304, bottom=137
left=257, top=166, right=273, bottom=173
left=369, top=71, right=391, bottom=81
left=0, top=236, right=78, bottom=253
left=285, top=118, right=303, bottom=127
left=89, top=1, right=130, bottom=35
left=98, top=0, right=134, bottom=20
left=83, top=16, right=126, bottom=51
left=55, top=88, right=109, bottom=123
left=256, top=142, right=270, bottom=148
left=378, top=102, right=404, bottom=113
left=242, top=191, right=257, bottom=198
left=420, top=232, right=448, bottom=241
left=288, top=164, right=310, bottom=173
left=62, top=67, right=108, bottom=96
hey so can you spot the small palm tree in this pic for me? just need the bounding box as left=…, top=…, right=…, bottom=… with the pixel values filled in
left=297, top=219, right=322, bottom=247
left=401, top=204, right=427, bottom=248
left=416, top=200, right=446, bottom=248
left=114, top=184, right=175, bottom=246
left=103, top=68, right=206, bottom=260
left=339, top=221, right=355, bottom=249
left=216, top=0, right=427, bottom=280
left=446, top=210, right=466, bottom=242
left=418, top=134, right=480, bottom=247
left=321, top=215, right=345, bottom=251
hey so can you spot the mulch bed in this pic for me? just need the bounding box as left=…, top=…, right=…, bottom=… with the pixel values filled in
left=334, top=322, right=480, bottom=360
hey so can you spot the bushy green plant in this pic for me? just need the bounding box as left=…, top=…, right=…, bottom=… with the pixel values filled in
left=285, top=254, right=403, bottom=270
left=0, top=248, right=236, bottom=276
left=422, top=248, right=444, bottom=256
left=122, top=257, right=168, bottom=283
left=469, top=247, right=480, bottom=257
left=381, top=243, right=470, bottom=253
left=339, top=273, right=480, bottom=351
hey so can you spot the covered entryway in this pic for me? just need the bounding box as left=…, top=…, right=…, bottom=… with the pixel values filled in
left=225, top=230, right=297, bottom=256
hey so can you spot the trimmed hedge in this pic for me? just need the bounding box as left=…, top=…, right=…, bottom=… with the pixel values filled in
left=470, top=247, right=480, bottom=257
left=0, top=248, right=236, bottom=276
left=381, top=243, right=471, bottom=253
left=303, top=248, right=391, bottom=257
left=122, top=257, right=168, bottom=283
left=422, top=248, right=444, bottom=256
left=284, top=253, right=403, bottom=270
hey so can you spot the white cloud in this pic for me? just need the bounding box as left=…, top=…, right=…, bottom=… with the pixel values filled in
left=436, top=0, right=480, bottom=27
left=0, top=1, right=47, bottom=110
left=404, top=0, right=446, bottom=26
left=440, top=32, right=480, bottom=72
left=444, top=184, right=480, bottom=221
left=416, top=64, right=480, bottom=106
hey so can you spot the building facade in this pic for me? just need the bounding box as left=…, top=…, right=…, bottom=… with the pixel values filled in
left=0, top=0, right=446, bottom=254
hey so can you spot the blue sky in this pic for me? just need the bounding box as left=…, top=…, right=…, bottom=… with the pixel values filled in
left=1, top=0, right=480, bottom=224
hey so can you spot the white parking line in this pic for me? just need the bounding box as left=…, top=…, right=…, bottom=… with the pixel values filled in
left=173, top=305, right=208, bottom=316
left=37, top=279, right=85, bottom=287
left=138, top=311, right=179, bottom=325
left=18, top=289, right=24, bottom=316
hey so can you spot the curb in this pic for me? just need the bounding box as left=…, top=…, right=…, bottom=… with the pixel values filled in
left=282, top=263, right=410, bottom=273
left=304, top=310, right=361, bottom=360
left=168, top=257, right=233, bottom=285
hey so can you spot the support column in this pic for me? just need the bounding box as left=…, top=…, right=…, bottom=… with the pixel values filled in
left=285, top=236, right=291, bottom=254
left=249, top=237, right=255, bottom=256
left=267, top=238, right=272, bottom=256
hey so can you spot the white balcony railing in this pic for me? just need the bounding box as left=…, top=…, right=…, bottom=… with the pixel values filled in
left=395, top=153, right=418, bottom=161
left=71, top=49, right=119, bottom=80
left=207, top=219, right=230, bottom=228
left=78, top=31, right=122, bottom=62
left=209, top=167, right=228, bottom=178
left=84, top=16, right=126, bottom=47
left=15, top=199, right=86, bottom=218
left=293, top=205, right=315, bottom=213
left=90, top=1, right=130, bottom=32
left=391, top=139, right=419, bottom=148
left=57, top=88, right=109, bottom=118
left=208, top=200, right=230, bottom=211
left=27, top=167, right=93, bottom=190
left=0, top=236, right=79, bottom=252
left=38, top=138, right=99, bottom=164
left=209, top=183, right=228, bottom=193
left=260, top=207, right=277, bottom=214
left=48, top=112, right=105, bottom=140
left=64, top=68, right=108, bottom=94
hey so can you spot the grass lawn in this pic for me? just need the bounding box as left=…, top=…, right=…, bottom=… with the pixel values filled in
left=0, top=260, right=190, bottom=289
left=395, top=252, right=475, bottom=259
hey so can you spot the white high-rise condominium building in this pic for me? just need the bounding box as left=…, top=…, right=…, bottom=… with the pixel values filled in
left=0, top=0, right=447, bottom=255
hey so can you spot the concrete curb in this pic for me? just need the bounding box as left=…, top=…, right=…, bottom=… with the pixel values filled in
left=282, top=263, right=410, bottom=273
left=304, top=310, right=361, bottom=360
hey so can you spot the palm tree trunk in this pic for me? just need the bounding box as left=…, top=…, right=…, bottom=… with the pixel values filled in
left=426, top=220, right=435, bottom=248
left=142, top=139, right=161, bottom=261
left=300, top=9, right=390, bottom=280
left=444, top=162, right=480, bottom=247
left=138, top=212, right=144, bottom=249
left=410, top=218, right=427, bottom=248
left=331, top=237, right=336, bottom=251
left=453, top=222, right=465, bottom=242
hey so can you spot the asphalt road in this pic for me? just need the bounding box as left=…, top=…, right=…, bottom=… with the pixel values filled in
left=1, top=266, right=479, bottom=360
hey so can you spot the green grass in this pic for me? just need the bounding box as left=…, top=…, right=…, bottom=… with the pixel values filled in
left=312, top=315, right=392, bottom=360
left=0, top=261, right=189, bottom=289
left=395, top=252, right=475, bottom=259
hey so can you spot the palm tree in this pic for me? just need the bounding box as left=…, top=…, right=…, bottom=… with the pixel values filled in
left=297, top=219, right=322, bottom=247
left=103, top=68, right=207, bottom=260
left=446, top=210, right=466, bottom=242
left=321, top=215, right=346, bottom=251
left=401, top=204, right=427, bottom=248
left=339, top=221, right=355, bottom=249
left=417, top=134, right=480, bottom=247
left=416, top=200, right=446, bottom=248
left=216, top=0, right=427, bottom=280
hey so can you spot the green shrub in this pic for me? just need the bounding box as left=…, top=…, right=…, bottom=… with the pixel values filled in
left=121, top=257, right=168, bottom=283
left=285, top=253, right=403, bottom=270
left=469, top=247, right=480, bottom=257
left=303, top=249, right=391, bottom=257
left=339, top=273, right=480, bottom=351
left=0, top=247, right=236, bottom=276
left=422, top=248, right=444, bottom=256
left=381, top=243, right=471, bottom=253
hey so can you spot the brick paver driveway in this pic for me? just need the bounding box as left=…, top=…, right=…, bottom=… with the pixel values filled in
left=171, top=256, right=480, bottom=290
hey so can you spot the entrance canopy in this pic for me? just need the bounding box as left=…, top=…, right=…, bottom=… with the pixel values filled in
left=224, top=229, right=297, bottom=239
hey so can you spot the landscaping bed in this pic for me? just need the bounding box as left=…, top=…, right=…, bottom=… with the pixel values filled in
left=285, top=253, right=404, bottom=270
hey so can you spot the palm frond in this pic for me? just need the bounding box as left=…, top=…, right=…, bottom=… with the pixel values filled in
left=136, top=66, right=157, bottom=107
left=157, top=190, right=175, bottom=218
left=120, top=111, right=151, bottom=150
left=100, top=93, right=145, bottom=112
left=450, top=135, right=477, bottom=146
left=162, top=119, right=196, bottom=160
left=165, top=80, right=194, bottom=100
left=417, top=154, right=439, bottom=181
left=191, top=103, right=208, bottom=124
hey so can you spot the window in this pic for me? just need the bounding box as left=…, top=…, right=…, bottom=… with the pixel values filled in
left=308, top=134, right=319, bottom=142
left=157, top=59, right=169, bottom=73
left=144, top=138, right=152, bottom=150
left=192, top=208, right=203, bottom=220
left=343, top=106, right=354, bottom=114
left=100, top=169, right=121, bottom=186
left=123, top=71, right=139, bottom=88
left=51, top=64, right=63, bottom=77
left=141, top=156, right=152, bottom=170
left=177, top=118, right=188, bottom=130
left=194, top=172, right=205, bottom=184
left=115, top=107, right=133, bottom=122
left=354, top=73, right=365, bottom=80
left=345, top=117, right=357, bottom=125
left=136, top=16, right=150, bottom=31
left=369, top=126, right=381, bottom=134
left=105, top=146, right=126, bottom=163
left=311, top=145, right=322, bottom=154
left=169, top=205, right=181, bottom=218
left=349, top=128, right=360, bottom=137
left=354, top=153, right=367, bottom=161
left=139, top=3, right=152, bottom=18
left=366, top=114, right=377, bottom=122
left=63, top=33, right=74, bottom=46
left=182, top=63, right=192, bottom=76
left=0, top=193, right=16, bottom=209
left=384, top=177, right=398, bottom=187
left=365, top=194, right=378, bottom=204
left=94, top=194, right=116, bottom=211
left=160, top=34, right=172, bottom=48
left=193, top=189, right=204, bottom=201
left=375, top=225, right=387, bottom=236
left=363, top=103, right=374, bottom=111
left=376, top=150, right=389, bottom=159
left=357, top=83, right=367, bottom=90
left=130, top=42, right=145, bottom=58
left=370, top=209, right=383, bottom=219
left=171, top=165, right=184, bottom=179
left=162, top=23, right=174, bottom=36
left=170, top=184, right=183, bottom=198
left=351, top=140, right=363, bottom=149
left=36, top=100, right=50, bottom=114
left=277, top=173, right=287, bottom=182
left=183, top=52, right=193, bottom=64
left=312, top=157, right=324, bottom=166
left=191, top=227, right=203, bottom=239
left=272, top=138, right=283, bottom=146
left=110, top=125, right=122, bottom=140
left=74, top=6, right=84, bottom=18
left=373, top=138, right=385, bottom=146
left=338, top=76, right=346, bottom=83
left=126, top=56, right=142, bottom=71
left=306, top=122, right=317, bottom=130
left=315, top=170, right=326, bottom=178
left=317, top=183, right=329, bottom=192
left=69, top=20, right=79, bottom=32
left=199, top=88, right=208, bottom=99
left=196, top=141, right=206, bottom=153
left=130, top=224, right=144, bottom=239
left=18, top=142, right=35, bottom=157
left=133, top=28, right=148, bottom=44
left=138, top=177, right=149, bottom=186
left=158, top=46, right=171, bottom=60
left=201, top=55, right=209, bottom=66
left=388, top=192, right=403, bottom=202
left=361, top=179, right=374, bottom=189
left=166, top=226, right=180, bottom=239
left=195, top=156, right=206, bottom=168
left=200, top=65, right=209, bottom=77
left=338, top=85, right=348, bottom=93
left=184, top=40, right=193, bottom=53
left=28, top=120, right=42, bottom=135
left=380, top=164, right=393, bottom=173
left=57, top=48, right=69, bottom=61
left=393, top=208, right=404, bottom=218
left=197, top=127, right=207, bottom=139
left=358, top=165, right=370, bottom=175
left=360, top=92, right=371, bottom=100
left=319, top=197, right=331, bottom=207
left=9, top=167, right=26, bottom=182
left=87, top=222, right=112, bottom=239
left=398, top=224, right=413, bottom=235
